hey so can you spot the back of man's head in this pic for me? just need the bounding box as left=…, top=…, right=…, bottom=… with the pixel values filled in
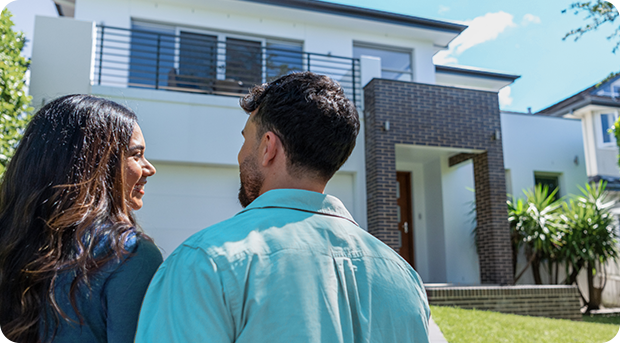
left=240, top=72, right=360, bottom=182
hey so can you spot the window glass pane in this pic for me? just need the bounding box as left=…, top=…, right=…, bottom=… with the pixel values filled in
left=353, top=46, right=412, bottom=80
left=177, top=32, right=217, bottom=90
left=226, top=38, right=262, bottom=87
left=382, top=70, right=412, bottom=82
left=266, top=41, right=303, bottom=82
left=129, top=22, right=175, bottom=89
left=602, top=113, right=611, bottom=143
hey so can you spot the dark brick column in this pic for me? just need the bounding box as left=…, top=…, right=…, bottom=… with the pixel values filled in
left=364, top=78, right=513, bottom=285
left=473, top=152, right=513, bottom=284
left=364, top=83, right=399, bottom=247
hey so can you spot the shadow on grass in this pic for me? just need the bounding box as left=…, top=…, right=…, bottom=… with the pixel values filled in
left=583, top=314, right=620, bottom=326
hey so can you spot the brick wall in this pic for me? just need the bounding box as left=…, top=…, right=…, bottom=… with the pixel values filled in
left=364, top=79, right=513, bottom=284
left=426, top=285, right=582, bottom=321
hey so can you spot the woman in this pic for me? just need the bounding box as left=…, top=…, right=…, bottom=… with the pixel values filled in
left=0, top=95, right=162, bottom=343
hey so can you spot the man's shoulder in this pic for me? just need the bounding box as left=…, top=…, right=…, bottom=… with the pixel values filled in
left=179, top=213, right=249, bottom=251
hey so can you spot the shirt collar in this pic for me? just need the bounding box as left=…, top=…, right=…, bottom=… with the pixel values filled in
left=237, top=189, right=358, bottom=227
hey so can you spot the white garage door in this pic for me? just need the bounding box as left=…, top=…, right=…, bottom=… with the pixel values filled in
left=135, top=162, right=357, bottom=258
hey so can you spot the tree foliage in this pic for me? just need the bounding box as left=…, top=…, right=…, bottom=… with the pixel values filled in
left=507, top=181, right=619, bottom=312
left=508, top=185, right=564, bottom=284
left=563, top=1, right=620, bottom=53
left=0, top=8, right=32, bottom=175
left=559, top=181, right=618, bottom=311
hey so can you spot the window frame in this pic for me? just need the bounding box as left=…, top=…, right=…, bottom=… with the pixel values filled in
left=174, top=26, right=268, bottom=82
left=533, top=172, right=562, bottom=201
left=595, top=110, right=619, bottom=149
left=172, top=26, right=305, bottom=84
left=352, top=42, right=414, bottom=82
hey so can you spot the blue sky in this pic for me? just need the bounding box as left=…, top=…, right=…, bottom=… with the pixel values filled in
left=3, top=0, right=620, bottom=113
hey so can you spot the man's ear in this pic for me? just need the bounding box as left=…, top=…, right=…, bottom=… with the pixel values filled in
left=259, top=131, right=281, bottom=167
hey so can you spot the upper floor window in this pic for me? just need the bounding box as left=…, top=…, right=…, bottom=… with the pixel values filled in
left=598, top=111, right=618, bottom=148
left=353, top=44, right=413, bottom=82
left=129, top=20, right=303, bottom=93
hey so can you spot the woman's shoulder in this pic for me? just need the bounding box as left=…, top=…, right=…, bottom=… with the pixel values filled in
left=121, top=233, right=163, bottom=269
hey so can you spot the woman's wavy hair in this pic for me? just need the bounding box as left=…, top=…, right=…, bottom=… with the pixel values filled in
left=0, top=94, right=146, bottom=342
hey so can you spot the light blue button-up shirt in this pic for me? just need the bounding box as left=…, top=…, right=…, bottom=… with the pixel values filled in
left=136, top=189, right=430, bottom=342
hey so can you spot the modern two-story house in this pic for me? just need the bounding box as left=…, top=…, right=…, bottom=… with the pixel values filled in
left=28, top=0, right=587, bottom=290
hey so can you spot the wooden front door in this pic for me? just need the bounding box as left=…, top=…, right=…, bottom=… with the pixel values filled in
left=397, top=171, right=415, bottom=267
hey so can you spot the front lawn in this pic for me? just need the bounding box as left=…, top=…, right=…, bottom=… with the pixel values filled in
left=583, top=313, right=620, bottom=326
left=430, top=305, right=619, bottom=343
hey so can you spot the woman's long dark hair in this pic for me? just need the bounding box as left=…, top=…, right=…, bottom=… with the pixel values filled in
left=0, top=95, right=146, bottom=342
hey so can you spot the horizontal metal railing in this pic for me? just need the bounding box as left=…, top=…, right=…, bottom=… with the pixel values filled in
left=94, top=25, right=362, bottom=107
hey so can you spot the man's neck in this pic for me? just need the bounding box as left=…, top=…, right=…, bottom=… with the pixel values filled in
left=259, top=174, right=326, bottom=196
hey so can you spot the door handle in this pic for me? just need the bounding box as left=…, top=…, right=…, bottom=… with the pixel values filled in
left=403, top=222, right=409, bottom=234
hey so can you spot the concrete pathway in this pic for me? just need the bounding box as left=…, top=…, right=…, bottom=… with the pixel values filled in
left=429, top=316, right=448, bottom=343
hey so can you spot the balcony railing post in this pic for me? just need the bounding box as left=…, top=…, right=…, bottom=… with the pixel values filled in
left=307, top=53, right=311, bottom=72
left=98, top=26, right=104, bottom=85
left=351, top=59, right=357, bottom=107
left=155, top=34, right=161, bottom=90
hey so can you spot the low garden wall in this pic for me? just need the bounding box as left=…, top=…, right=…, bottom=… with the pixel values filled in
left=425, top=285, right=582, bottom=321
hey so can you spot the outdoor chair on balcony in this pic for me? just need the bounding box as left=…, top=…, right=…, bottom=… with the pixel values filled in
left=167, top=68, right=215, bottom=93
left=167, top=68, right=245, bottom=96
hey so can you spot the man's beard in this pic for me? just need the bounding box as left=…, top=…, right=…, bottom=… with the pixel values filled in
left=238, top=155, right=264, bottom=208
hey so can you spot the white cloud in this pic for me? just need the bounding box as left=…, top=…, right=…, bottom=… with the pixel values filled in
left=439, top=5, right=450, bottom=14
left=521, top=14, right=541, bottom=25
left=433, top=11, right=516, bottom=65
left=499, top=86, right=513, bottom=107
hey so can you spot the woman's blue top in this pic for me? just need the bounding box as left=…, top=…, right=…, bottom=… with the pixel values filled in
left=41, top=233, right=163, bottom=343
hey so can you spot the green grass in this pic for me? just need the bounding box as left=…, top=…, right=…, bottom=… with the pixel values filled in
left=430, top=305, right=619, bottom=343
left=583, top=314, right=620, bottom=326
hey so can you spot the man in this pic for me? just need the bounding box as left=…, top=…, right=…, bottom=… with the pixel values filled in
left=135, top=72, right=430, bottom=342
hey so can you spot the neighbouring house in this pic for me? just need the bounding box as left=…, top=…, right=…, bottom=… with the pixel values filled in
left=27, top=0, right=586, bottom=294
left=537, top=73, right=620, bottom=307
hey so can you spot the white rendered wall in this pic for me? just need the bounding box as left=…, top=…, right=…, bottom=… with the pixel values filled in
left=581, top=112, right=599, bottom=177
left=423, top=159, right=447, bottom=283
left=502, top=112, right=587, bottom=199
left=502, top=112, right=587, bottom=285
left=441, top=158, right=480, bottom=285
left=29, top=16, right=95, bottom=108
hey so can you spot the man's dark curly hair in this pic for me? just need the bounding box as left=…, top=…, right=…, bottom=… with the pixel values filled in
left=240, top=72, right=359, bottom=181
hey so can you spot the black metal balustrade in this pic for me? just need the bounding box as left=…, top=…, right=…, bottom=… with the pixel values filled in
left=94, top=25, right=362, bottom=107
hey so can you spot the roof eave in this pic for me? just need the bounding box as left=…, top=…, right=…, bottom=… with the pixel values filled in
left=435, top=65, right=520, bottom=82
left=240, top=0, right=467, bottom=34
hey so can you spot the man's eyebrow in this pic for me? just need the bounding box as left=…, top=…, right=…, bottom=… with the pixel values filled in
left=129, top=145, right=145, bottom=151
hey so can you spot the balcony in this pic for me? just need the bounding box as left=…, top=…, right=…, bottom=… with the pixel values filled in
left=93, top=25, right=362, bottom=107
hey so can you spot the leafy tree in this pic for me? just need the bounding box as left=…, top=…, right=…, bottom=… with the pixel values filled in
left=559, top=181, right=618, bottom=312
left=0, top=8, right=32, bottom=175
left=563, top=1, right=620, bottom=53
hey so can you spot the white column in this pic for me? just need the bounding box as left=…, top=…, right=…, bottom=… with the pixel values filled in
left=360, top=55, right=381, bottom=88
left=29, top=16, right=95, bottom=110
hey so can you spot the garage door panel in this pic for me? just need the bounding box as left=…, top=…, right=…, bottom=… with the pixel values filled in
left=135, top=163, right=356, bottom=258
